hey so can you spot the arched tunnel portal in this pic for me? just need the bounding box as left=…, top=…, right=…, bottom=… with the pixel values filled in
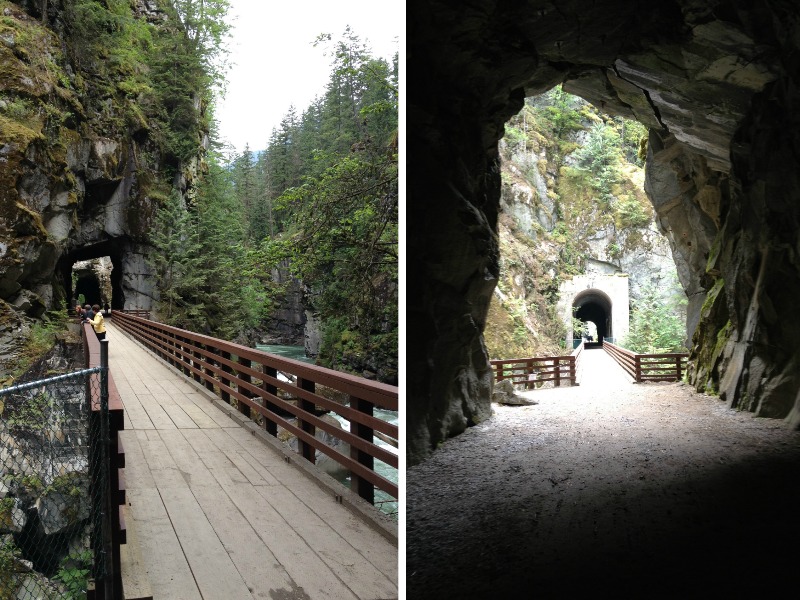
left=408, top=0, right=800, bottom=466
left=573, top=290, right=612, bottom=343
left=57, top=239, right=126, bottom=311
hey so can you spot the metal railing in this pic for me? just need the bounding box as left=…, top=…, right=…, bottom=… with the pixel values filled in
left=603, top=341, right=688, bottom=382
left=0, top=324, right=125, bottom=599
left=111, top=311, right=398, bottom=506
left=491, top=344, right=582, bottom=388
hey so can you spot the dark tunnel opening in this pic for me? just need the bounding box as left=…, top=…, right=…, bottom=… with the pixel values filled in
left=73, top=273, right=102, bottom=307
left=57, top=239, right=127, bottom=311
left=573, top=289, right=613, bottom=343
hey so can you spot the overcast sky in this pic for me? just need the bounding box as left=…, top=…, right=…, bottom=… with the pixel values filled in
left=214, top=0, right=402, bottom=155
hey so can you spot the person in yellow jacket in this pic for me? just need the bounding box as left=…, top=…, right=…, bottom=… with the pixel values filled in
left=89, top=303, right=107, bottom=340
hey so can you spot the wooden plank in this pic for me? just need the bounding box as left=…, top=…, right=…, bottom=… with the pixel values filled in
left=117, top=431, right=156, bottom=490
left=174, top=393, right=228, bottom=429
left=120, top=395, right=156, bottom=430
left=136, top=393, right=178, bottom=430
left=189, top=481, right=300, bottom=596
left=119, top=505, right=154, bottom=600
left=160, top=401, right=200, bottom=429
left=254, top=483, right=397, bottom=598
left=184, top=391, right=239, bottom=428
left=203, top=428, right=281, bottom=486
left=224, top=481, right=360, bottom=600
left=157, top=430, right=219, bottom=488
left=270, top=472, right=398, bottom=580
left=126, top=488, right=202, bottom=599
left=157, top=485, right=254, bottom=599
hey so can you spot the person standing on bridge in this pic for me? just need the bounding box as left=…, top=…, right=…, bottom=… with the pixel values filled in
left=88, top=303, right=106, bottom=341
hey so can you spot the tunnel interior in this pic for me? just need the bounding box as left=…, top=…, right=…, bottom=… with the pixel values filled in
left=73, top=273, right=102, bottom=306
left=57, top=239, right=127, bottom=311
left=573, top=289, right=612, bottom=342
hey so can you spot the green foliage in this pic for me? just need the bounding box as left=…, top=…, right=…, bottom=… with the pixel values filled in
left=624, top=281, right=687, bottom=354
left=55, top=550, right=92, bottom=600
left=573, top=121, right=623, bottom=205
left=6, top=391, right=52, bottom=430
left=148, top=155, right=270, bottom=338
left=0, top=536, right=21, bottom=597
left=61, top=0, right=230, bottom=162
left=262, top=141, right=398, bottom=376
left=147, top=191, right=206, bottom=327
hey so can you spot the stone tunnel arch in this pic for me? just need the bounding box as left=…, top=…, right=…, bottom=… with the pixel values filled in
left=56, top=238, right=147, bottom=310
left=560, top=276, right=630, bottom=347
left=573, top=289, right=612, bottom=342
left=408, top=1, right=800, bottom=465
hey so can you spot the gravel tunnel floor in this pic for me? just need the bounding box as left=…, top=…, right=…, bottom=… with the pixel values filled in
left=407, top=376, right=800, bottom=598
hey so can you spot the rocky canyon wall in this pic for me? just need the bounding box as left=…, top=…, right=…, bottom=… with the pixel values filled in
left=0, top=1, right=201, bottom=371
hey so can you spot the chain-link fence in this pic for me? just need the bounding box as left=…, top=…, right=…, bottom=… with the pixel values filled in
left=1, top=367, right=106, bottom=599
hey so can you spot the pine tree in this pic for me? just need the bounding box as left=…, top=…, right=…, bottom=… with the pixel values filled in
left=147, top=192, right=206, bottom=326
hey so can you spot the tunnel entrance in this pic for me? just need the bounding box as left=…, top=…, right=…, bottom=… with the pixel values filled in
left=573, top=289, right=612, bottom=347
left=73, top=269, right=103, bottom=306
left=57, top=240, right=127, bottom=311
left=559, top=275, right=629, bottom=350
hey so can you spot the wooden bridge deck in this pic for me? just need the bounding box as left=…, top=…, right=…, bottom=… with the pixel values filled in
left=107, top=322, right=398, bottom=600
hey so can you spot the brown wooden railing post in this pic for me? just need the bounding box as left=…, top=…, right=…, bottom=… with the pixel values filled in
left=219, top=350, right=232, bottom=404
left=203, top=343, right=215, bottom=392
left=192, top=343, right=202, bottom=384
left=635, top=355, right=642, bottom=383
left=570, top=357, right=576, bottom=385
left=238, top=357, right=252, bottom=418
left=676, top=355, right=682, bottom=380
left=297, top=377, right=316, bottom=464
left=554, top=358, right=561, bottom=387
left=350, top=395, right=375, bottom=505
left=497, top=362, right=504, bottom=382
left=261, top=366, right=278, bottom=436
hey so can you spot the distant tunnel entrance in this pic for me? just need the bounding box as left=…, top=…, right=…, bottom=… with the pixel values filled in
left=573, top=289, right=613, bottom=343
left=560, top=275, right=629, bottom=348
left=57, top=240, right=126, bottom=311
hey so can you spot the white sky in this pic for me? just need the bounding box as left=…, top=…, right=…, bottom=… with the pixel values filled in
left=215, top=0, right=403, bottom=155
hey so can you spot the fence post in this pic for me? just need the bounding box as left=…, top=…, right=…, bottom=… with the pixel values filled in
left=554, top=358, right=561, bottom=387
left=262, top=365, right=279, bottom=436
left=238, top=357, right=252, bottom=418
left=219, top=350, right=232, bottom=404
left=570, top=357, right=576, bottom=385
left=296, top=378, right=316, bottom=464
left=676, top=355, right=682, bottom=381
left=635, top=355, right=642, bottom=383
left=350, top=395, right=375, bottom=505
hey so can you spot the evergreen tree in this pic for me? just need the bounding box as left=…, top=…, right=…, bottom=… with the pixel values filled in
left=147, top=192, right=206, bottom=326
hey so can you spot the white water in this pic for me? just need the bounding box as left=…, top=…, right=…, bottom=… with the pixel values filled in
left=257, top=344, right=399, bottom=518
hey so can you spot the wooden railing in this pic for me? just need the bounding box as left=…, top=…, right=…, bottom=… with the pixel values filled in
left=491, top=345, right=581, bottom=388
left=603, top=341, right=688, bottom=383
left=83, top=323, right=126, bottom=599
left=111, top=311, right=398, bottom=504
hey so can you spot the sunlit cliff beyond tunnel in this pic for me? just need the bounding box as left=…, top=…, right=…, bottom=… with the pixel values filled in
left=408, top=0, right=800, bottom=465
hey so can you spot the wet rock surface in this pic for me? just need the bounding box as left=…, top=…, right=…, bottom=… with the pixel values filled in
left=407, top=380, right=800, bottom=597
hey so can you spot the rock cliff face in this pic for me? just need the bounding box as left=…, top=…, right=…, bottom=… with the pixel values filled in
left=0, top=1, right=199, bottom=371
left=409, top=0, right=800, bottom=464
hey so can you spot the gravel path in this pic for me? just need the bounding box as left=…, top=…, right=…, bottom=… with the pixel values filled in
left=406, top=350, right=800, bottom=598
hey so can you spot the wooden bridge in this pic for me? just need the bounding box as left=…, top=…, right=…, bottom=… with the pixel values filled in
left=491, top=340, right=688, bottom=389
left=99, top=318, right=397, bottom=599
